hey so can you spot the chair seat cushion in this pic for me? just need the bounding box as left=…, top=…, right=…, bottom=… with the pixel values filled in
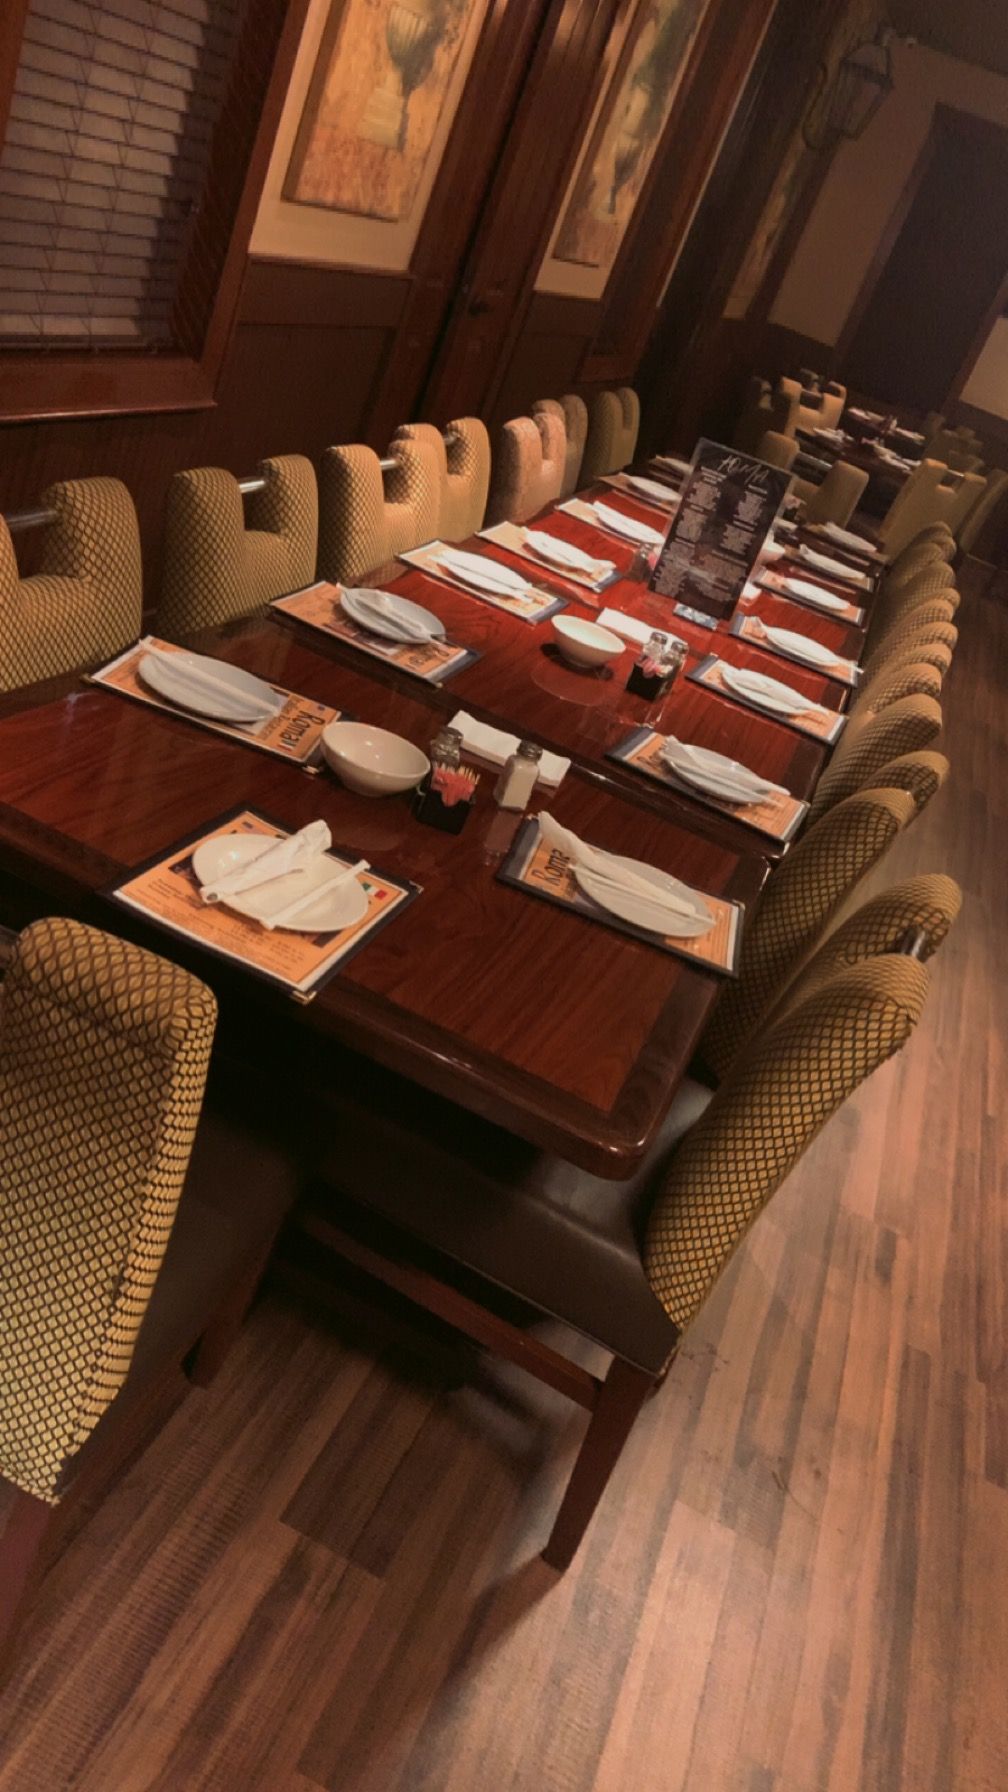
left=305, top=1071, right=712, bottom=1374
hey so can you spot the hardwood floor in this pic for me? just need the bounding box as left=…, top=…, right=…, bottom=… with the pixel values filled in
left=0, top=567, right=1005, bottom=1792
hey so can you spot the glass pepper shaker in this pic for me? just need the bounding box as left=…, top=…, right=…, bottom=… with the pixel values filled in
left=494, top=739, right=542, bottom=812
left=626, top=631, right=672, bottom=700
left=414, top=726, right=474, bottom=832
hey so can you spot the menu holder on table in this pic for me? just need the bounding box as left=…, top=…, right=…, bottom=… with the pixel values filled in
left=89, top=637, right=343, bottom=770
left=754, top=570, right=865, bottom=628
left=477, top=521, right=623, bottom=594
left=729, top=614, right=861, bottom=690
left=649, top=440, right=793, bottom=626
left=607, top=728, right=808, bottom=845
left=110, top=808, right=419, bottom=1002
left=689, top=655, right=847, bottom=745
left=271, top=582, right=478, bottom=684
left=496, top=816, right=742, bottom=978
left=397, top=540, right=567, bottom=624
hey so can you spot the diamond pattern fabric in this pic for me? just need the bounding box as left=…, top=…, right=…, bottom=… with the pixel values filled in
left=0, top=478, right=142, bottom=692
left=644, top=958, right=928, bottom=1330
left=806, top=696, right=942, bottom=822
left=777, top=875, right=960, bottom=1010
left=158, top=456, right=318, bottom=639
left=317, top=439, right=441, bottom=583
left=0, top=917, right=216, bottom=1503
left=870, top=750, right=949, bottom=814
left=868, top=617, right=958, bottom=667
left=700, top=787, right=915, bottom=1080
left=393, top=419, right=491, bottom=541
left=855, top=658, right=943, bottom=714
left=485, top=412, right=566, bottom=526
left=533, top=396, right=588, bottom=498
left=581, top=387, right=641, bottom=481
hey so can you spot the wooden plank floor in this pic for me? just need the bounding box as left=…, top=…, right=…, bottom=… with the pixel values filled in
left=1, top=568, right=1005, bottom=1792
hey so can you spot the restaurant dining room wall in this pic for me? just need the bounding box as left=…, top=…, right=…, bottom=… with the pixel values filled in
left=1, top=0, right=783, bottom=588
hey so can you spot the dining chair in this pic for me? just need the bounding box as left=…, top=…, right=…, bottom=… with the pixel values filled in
left=867, top=617, right=958, bottom=670
left=769, top=874, right=959, bottom=1009
left=757, top=430, right=798, bottom=471
left=580, top=387, right=641, bottom=481
left=159, top=455, right=318, bottom=640
left=956, top=468, right=1008, bottom=558
left=869, top=580, right=958, bottom=648
left=868, top=597, right=958, bottom=661
left=734, top=377, right=798, bottom=453
left=854, top=657, right=943, bottom=714
left=0, top=478, right=142, bottom=692
left=697, top=787, right=916, bottom=1082
left=881, top=560, right=957, bottom=602
left=485, top=411, right=566, bottom=525
left=317, top=437, right=441, bottom=584
left=533, top=396, right=589, bottom=499
left=791, top=459, right=869, bottom=527
left=0, top=917, right=300, bottom=1659
left=805, top=696, right=943, bottom=824
left=392, top=418, right=491, bottom=541
left=867, top=750, right=950, bottom=817
left=296, top=946, right=931, bottom=1568
left=876, top=461, right=958, bottom=559
left=873, top=637, right=954, bottom=684
left=794, top=381, right=846, bottom=435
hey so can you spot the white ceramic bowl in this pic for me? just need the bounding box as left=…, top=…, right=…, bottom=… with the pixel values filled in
left=321, top=721, right=429, bottom=796
left=551, top=615, right=625, bottom=670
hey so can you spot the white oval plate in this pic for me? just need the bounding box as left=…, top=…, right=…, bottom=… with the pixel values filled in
left=574, top=854, right=714, bottom=940
left=661, top=740, right=775, bottom=804
left=524, top=530, right=609, bottom=574
left=591, top=503, right=663, bottom=546
left=721, top=664, right=815, bottom=715
left=439, top=548, right=529, bottom=593
left=341, top=588, right=444, bottom=643
left=191, top=834, right=367, bottom=933
left=763, top=626, right=839, bottom=669
left=781, top=577, right=849, bottom=614
left=138, top=650, right=282, bottom=724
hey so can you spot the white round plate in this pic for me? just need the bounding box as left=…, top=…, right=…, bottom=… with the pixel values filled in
left=191, top=834, right=367, bottom=933
left=574, top=855, right=714, bottom=939
left=764, top=627, right=839, bottom=668
left=781, top=578, right=848, bottom=613
left=592, top=503, right=662, bottom=546
left=661, top=740, right=773, bottom=804
left=138, top=650, right=282, bottom=724
left=626, top=475, right=676, bottom=505
left=524, top=530, right=600, bottom=572
left=440, top=549, right=528, bottom=593
left=341, top=588, right=444, bottom=643
left=721, top=664, right=814, bottom=715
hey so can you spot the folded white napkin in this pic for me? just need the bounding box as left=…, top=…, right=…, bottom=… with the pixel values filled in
left=780, top=576, right=849, bottom=613
left=662, top=737, right=782, bottom=800
left=796, top=545, right=870, bottom=588
left=523, top=529, right=615, bottom=580
left=821, top=521, right=880, bottom=556
left=447, top=712, right=569, bottom=788
left=200, top=821, right=332, bottom=905
left=655, top=455, right=692, bottom=477
left=536, top=813, right=710, bottom=924
left=591, top=501, right=663, bottom=547
left=438, top=547, right=529, bottom=593
left=625, top=474, right=677, bottom=504
left=722, top=665, right=814, bottom=713
left=596, top=607, right=666, bottom=648
left=344, top=588, right=434, bottom=640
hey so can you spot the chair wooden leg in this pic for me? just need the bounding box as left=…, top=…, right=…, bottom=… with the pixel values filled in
left=186, top=1235, right=277, bottom=1388
left=0, top=1483, right=60, bottom=1663
left=541, top=1358, right=655, bottom=1572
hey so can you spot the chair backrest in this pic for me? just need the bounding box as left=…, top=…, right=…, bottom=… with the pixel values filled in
left=802, top=459, right=869, bottom=527
left=580, top=386, right=640, bottom=481
left=533, top=396, right=588, bottom=499
left=776, top=377, right=803, bottom=438
left=943, top=468, right=987, bottom=537
left=854, top=657, right=943, bottom=714
left=869, top=596, right=958, bottom=659
left=733, top=376, right=772, bottom=453
left=873, top=637, right=954, bottom=685
left=392, top=418, right=491, bottom=542
left=159, top=456, right=318, bottom=639
left=699, top=787, right=915, bottom=1080
left=881, top=559, right=956, bottom=601
left=485, top=411, right=566, bottom=525
left=860, top=749, right=949, bottom=817
left=0, top=478, right=142, bottom=692
left=780, top=873, right=959, bottom=1008
left=0, top=916, right=217, bottom=1502
left=867, top=617, right=958, bottom=668
left=757, top=430, right=798, bottom=471
left=957, top=467, right=1008, bottom=557
left=876, top=460, right=954, bottom=557
left=806, top=696, right=942, bottom=822
left=645, top=957, right=928, bottom=1331
left=317, top=438, right=440, bottom=584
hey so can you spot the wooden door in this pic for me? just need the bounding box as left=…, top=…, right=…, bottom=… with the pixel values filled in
left=843, top=107, right=1008, bottom=413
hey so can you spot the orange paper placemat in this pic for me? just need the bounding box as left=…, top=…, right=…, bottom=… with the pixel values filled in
left=272, top=582, right=479, bottom=682
left=689, top=655, right=847, bottom=745
left=497, top=816, right=742, bottom=977
left=89, top=638, right=341, bottom=768
left=608, top=728, right=807, bottom=845
left=111, top=808, right=419, bottom=1000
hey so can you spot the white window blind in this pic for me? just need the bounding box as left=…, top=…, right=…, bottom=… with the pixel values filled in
left=0, top=0, right=247, bottom=348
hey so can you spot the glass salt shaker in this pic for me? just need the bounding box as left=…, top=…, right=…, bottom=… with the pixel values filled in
left=626, top=631, right=671, bottom=700
left=494, top=739, right=542, bottom=812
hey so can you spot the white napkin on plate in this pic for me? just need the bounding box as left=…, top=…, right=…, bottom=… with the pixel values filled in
left=625, top=474, right=677, bottom=504
left=596, top=607, right=666, bottom=648
left=820, top=521, right=880, bottom=557
left=779, top=576, right=849, bottom=614
left=447, top=712, right=569, bottom=788
left=797, top=545, right=870, bottom=588
left=536, top=813, right=710, bottom=924
left=662, top=737, right=782, bottom=801
left=343, top=588, right=434, bottom=640
left=523, top=529, right=615, bottom=580
left=654, top=455, right=691, bottom=477
left=722, top=665, right=815, bottom=714
left=200, top=821, right=332, bottom=904
left=590, top=502, right=663, bottom=547
left=437, top=547, right=530, bottom=594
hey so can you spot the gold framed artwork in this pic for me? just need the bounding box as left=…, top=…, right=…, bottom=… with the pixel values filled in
left=537, top=0, right=712, bottom=302
left=250, top=0, right=489, bottom=271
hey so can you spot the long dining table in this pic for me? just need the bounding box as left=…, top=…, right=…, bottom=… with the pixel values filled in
left=0, top=477, right=868, bottom=1179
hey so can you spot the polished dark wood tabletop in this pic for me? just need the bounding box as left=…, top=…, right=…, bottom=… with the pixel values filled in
left=0, top=622, right=768, bottom=1176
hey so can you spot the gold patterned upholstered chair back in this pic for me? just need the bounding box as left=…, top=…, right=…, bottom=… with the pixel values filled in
left=644, top=957, right=928, bottom=1332
left=796, top=460, right=869, bottom=527
left=0, top=917, right=217, bottom=1504
left=317, top=438, right=441, bottom=584
left=776, top=873, right=960, bottom=1011
left=866, top=617, right=958, bottom=673
left=699, top=787, right=916, bottom=1081
left=867, top=750, right=950, bottom=816
left=868, top=595, right=958, bottom=661
left=806, top=696, right=943, bottom=824
left=533, top=396, right=589, bottom=498
left=158, top=455, right=318, bottom=640
left=392, top=418, right=491, bottom=541
left=854, top=657, right=944, bottom=715
left=580, top=387, right=640, bottom=481
left=757, top=430, right=798, bottom=471
left=957, top=468, right=1008, bottom=556
left=485, top=411, right=566, bottom=526
left=0, top=478, right=142, bottom=692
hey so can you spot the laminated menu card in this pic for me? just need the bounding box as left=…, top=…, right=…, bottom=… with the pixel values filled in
left=111, top=809, right=419, bottom=1000
left=271, top=583, right=478, bottom=683
left=649, top=441, right=793, bottom=625
left=607, top=728, right=808, bottom=845
left=90, top=637, right=342, bottom=768
left=497, top=816, right=742, bottom=977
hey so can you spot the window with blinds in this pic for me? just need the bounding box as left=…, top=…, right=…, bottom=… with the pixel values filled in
left=0, top=0, right=248, bottom=349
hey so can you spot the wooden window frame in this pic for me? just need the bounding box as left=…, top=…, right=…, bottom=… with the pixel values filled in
left=0, top=0, right=311, bottom=424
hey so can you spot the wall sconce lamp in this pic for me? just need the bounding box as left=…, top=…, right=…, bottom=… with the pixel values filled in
left=803, top=24, right=902, bottom=152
